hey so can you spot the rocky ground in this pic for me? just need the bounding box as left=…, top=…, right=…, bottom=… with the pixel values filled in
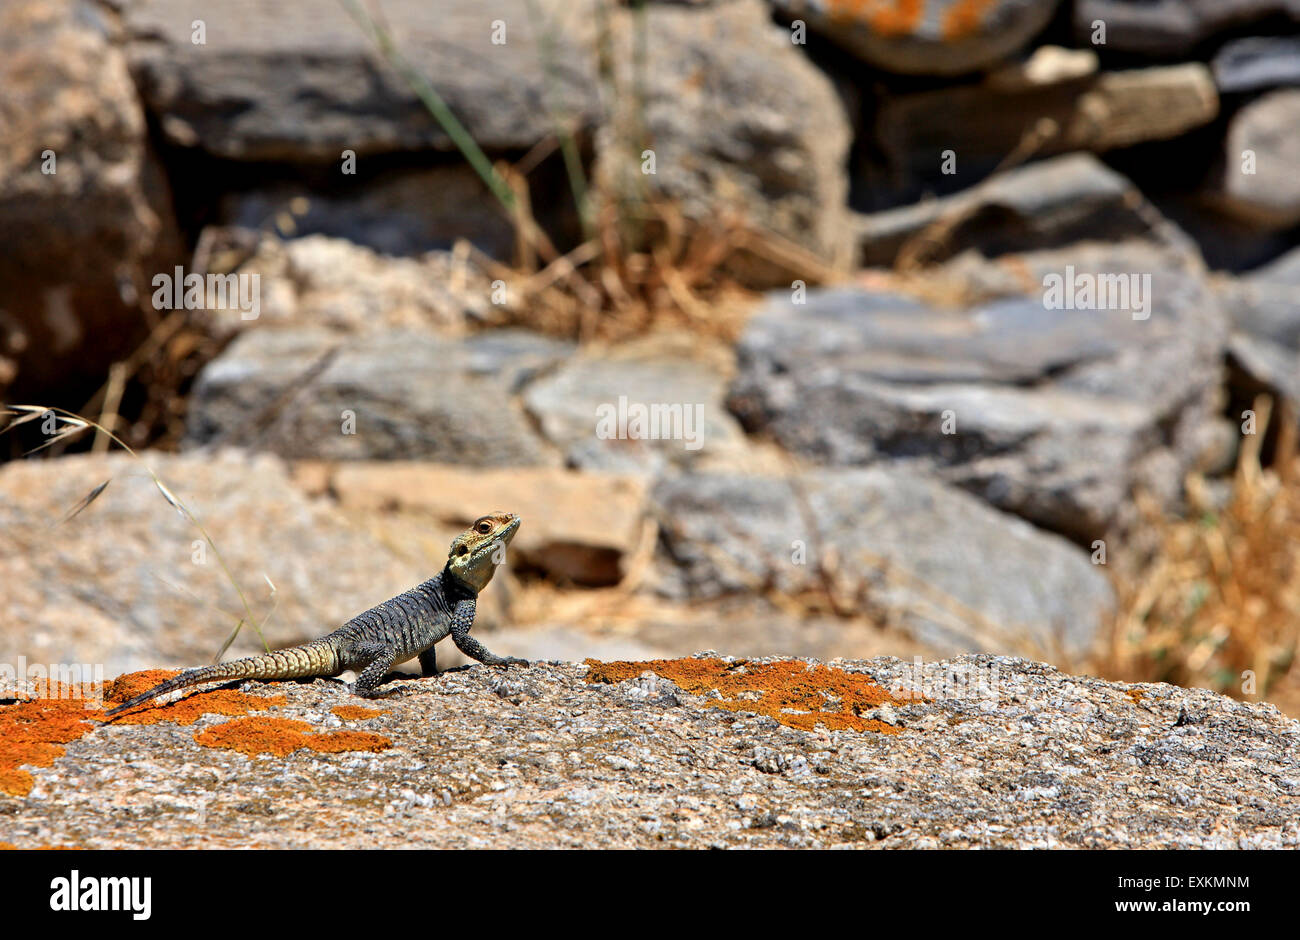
left=2, top=655, right=1297, bottom=849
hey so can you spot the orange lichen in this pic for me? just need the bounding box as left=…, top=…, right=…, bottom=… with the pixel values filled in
left=332, top=705, right=387, bottom=721
left=941, top=0, right=996, bottom=39
left=586, top=658, right=909, bottom=734
left=101, top=669, right=287, bottom=726
left=827, top=0, right=925, bottom=37
left=0, top=696, right=99, bottom=797
left=1126, top=689, right=1146, bottom=704
left=194, top=716, right=393, bottom=758
left=0, top=667, right=299, bottom=798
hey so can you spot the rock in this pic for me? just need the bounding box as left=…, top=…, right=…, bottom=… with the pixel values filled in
left=1212, top=36, right=1300, bottom=94
left=218, top=166, right=516, bottom=258
left=0, top=0, right=181, bottom=394
left=1216, top=247, right=1300, bottom=410
left=855, top=153, right=1166, bottom=267
left=1206, top=89, right=1300, bottom=229
left=594, top=0, right=852, bottom=278
left=10, top=654, right=1297, bottom=847
left=0, top=450, right=431, bottom=677
left=1144, top=192, right=1300, bottom=272
left=1227, top=333, right=1300, bottom=408
left=522, top=335, right=755, bottom=474
left=652, top=469, right=1115, bottom=658
left=1074, top=0, right=1300, bottom=57
left=1223, top=246, right=1300, bottom=351
left=770, top=0, right=1061, bottom=76
left=198, top=232, right=497, bottom=338
left=120, top=0, right=601, bottom=160
left=729, top=243, right=1228, bottom=539
left=877, top=64, right=1218, bottom=184
left=184, top=327, right=571, bottom=464
left=293, top=462, right=649, bottom=587
left=616, top=605, right=939, bottom=664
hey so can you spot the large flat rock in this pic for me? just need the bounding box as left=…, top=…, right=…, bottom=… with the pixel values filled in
left=4, top=655, right=1297, bottom=848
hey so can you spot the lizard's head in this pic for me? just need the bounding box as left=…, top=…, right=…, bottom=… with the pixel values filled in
left=446, top=511, right=521, bottom=593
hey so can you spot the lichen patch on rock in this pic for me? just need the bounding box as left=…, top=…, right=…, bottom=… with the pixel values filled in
left=194, top=716, right=393, bottom=758
left=332, top=705, right=387, bottom=721
left=0, top=697, right=98, bottom=797
left=585, top=657, right=909, bottom=733
left=102, top=670, right=288, bottom=725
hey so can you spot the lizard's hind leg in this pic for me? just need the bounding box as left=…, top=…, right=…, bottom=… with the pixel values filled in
left=352, top=643, right=399, bottom=697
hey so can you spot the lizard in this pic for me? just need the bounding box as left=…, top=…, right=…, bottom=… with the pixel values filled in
left=104, top=511, right=527, bottom=718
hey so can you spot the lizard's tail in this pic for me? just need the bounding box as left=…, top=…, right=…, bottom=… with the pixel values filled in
left=102, top=642, right=342, bottom=718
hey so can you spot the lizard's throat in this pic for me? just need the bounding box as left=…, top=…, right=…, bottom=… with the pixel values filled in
left=446, top=558, right=496, bottom=594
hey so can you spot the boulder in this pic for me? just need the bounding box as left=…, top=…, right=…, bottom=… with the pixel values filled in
left=854, top=153, right=1172, bottom=267
left=1074, top=0, right=1300, bottom=57
left=1206, top=89, right=1300, bottom=229
left=877, top=64, right=1218, bottom=185
left=120, top=0, right=602, bottom=160
left=1217, top=247, right=1300, bottom=410
left=594, top=0, right=853, bottom=277
left=652, top=469, right=1115, bottom=659
left=1212, top=36, right=1300, bottom=94
left=184, top=327, right=571, bottom=464
left=522, top=335, right=755, bottom=474
left=769, top=0, right=1061, bottom=76
left=198, top=232, right=497, bottom=338
left=0, top=0, right=181, bottom=393
left=729, top=243, right=1229, bottom=539
left=218, top=166, right=517, bottom=258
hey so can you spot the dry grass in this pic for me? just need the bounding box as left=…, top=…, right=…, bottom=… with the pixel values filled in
left=466, top=187, right=837, bottom=345
left=1103, top=395, right=1300, bottom=713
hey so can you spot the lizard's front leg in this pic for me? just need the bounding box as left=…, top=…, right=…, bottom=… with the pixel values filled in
left=418, top=646, right=438, bottom=678
left=450, top=597, right=527, bottom=667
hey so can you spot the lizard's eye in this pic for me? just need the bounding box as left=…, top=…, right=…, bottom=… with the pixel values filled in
left=476, top=521, right=492, bottom=534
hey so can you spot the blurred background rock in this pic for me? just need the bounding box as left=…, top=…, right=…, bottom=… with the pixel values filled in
left=1, top=0, right=1298, bottom=713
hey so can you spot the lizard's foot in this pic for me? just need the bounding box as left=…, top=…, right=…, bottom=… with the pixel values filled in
left=499, top=656, right=529, bottom=668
